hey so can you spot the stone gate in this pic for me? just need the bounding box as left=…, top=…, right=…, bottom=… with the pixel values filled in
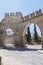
left=0, top=9, right=43, bottom=48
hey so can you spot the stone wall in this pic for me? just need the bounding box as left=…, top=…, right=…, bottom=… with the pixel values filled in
left=0, top=9, right=43, bottom=48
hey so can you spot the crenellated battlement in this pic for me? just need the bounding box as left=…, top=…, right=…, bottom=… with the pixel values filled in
left=24, top=9, right=42, bottom=21
left=4, top=12, right=22, bottom=17
left=4, top=9, right=42, bottom=22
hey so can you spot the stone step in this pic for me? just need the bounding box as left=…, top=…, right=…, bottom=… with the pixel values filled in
left=4, top=43, right=14, bottom=48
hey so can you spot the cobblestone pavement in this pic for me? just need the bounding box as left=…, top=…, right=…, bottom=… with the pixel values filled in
left=0, top=45, right=43, bottom=65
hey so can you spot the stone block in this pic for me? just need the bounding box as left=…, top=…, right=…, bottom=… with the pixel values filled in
left=16, top=12, right=22, bottom=16
left=38, top=9, right=42, bottom=15
left=36, top=11, right=39, bottom=16
left=24, top=15, right=29, bottom=21
left=5, top=13, right=9, bottom=17
left=36, top=9, right=42, bottom=16
left=10, top=13, right=14, bottom=16
left=30, top=12, right=35, bottom=19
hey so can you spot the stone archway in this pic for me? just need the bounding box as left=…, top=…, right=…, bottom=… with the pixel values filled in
left=0, top=9, right=43, bottom=48
left=3, top=28, right=15, bottom=47
left=17, top=13, right=43, bottom=48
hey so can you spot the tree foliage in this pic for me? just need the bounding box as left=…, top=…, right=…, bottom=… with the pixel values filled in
left=34, top=24, right=38, bottom=42
left=25, top=27, right=31, bottom=44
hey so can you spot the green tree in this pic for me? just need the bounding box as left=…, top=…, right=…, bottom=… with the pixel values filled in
left=25, top=27, right=31, bottom=44
left=34, top=24, right=38, bottom=43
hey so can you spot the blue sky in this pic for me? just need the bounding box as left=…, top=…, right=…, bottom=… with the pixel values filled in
left=26, top=23, right=41, bottom=37
left=29, top=23, right=41, bottom=37
left=0, top=0, right=43, bottom=21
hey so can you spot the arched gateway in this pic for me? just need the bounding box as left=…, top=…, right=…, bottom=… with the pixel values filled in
left=0, top=9, right=43, bottom=48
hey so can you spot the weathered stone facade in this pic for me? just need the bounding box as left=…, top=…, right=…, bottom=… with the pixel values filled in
left=0, top=9, right=43, bottom=48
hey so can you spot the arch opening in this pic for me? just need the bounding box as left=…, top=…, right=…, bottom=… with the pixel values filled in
left=5, top=28, right=14, bottom=36
left=23, top=23, right=42, bottom=45
left=3, top=28, right=15, bottom=47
